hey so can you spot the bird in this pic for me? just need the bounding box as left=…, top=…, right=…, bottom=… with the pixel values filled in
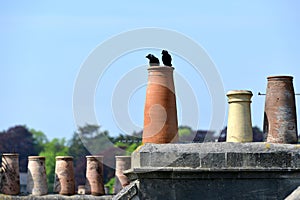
left=146, top=54, right=160, bottom=66
left=161, top=50, right=172, bottom=66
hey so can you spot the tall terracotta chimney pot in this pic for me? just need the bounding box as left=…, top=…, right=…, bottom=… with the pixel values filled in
left=53, top=156, right=75, bottom=195
left=142, top=66, right=178, bottom=144
left=1, top=153, right=20, bottom=195
left=114, top=156, right=131, bottom=194
left=27, top=156, right=48, bottom=195
left=85, top=155, right=105, bottom=196
left=264, top=75, right=298, bottom=143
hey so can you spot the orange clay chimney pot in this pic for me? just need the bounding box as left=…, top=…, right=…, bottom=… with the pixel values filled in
left=142, top=65, right=178, bottom=144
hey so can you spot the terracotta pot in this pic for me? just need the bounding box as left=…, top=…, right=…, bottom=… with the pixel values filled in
left=53, top=156, right=75, bottom=195
left=1, top=153, right=20, bottom=195
left=142, top=66, right=178, bottom=144
left=77, top=185, right=85, bottom=195
left=263, top=76, right=298, bottom=143
left=27, top=156, right=48, bottom=195
left=226, top=90, right=253, bottom=142
left=114, top=156, right=131, bottom=193
left=85, top=155, right=105, bottom=196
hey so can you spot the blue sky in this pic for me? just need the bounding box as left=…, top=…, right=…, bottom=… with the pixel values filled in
left=0, top=1, right=300, bottom=140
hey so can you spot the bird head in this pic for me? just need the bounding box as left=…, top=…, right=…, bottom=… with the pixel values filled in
left=162, top=50, right=168, bottom=55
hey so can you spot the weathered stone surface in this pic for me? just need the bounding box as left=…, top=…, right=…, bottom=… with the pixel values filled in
left=112, top=180, right=139, bottom=200
left=135, top=175, right=300, bottom=200
left=132, top=143, right=300, bottom=170
left=264, top=76, right=298, bottom=144
left=128, top=143, right=300, bottom=199
left=285, top=186, right=300, bottom=200
left=126, top=169, right=300, bottom=199
left=259, top=152, right=292, bottom=168
left=169, top=153, right=199, bottom=168
left=135, top=142, right=300, bottom=154
left=139, top=179, right=175, bottom=200
left=0, top=194, right=113, bottom=200
left=227, top=152, right=258, bottom=168
left=292, top=153, right=300, bottom=168
left=200, top=153, right=225, bottom=168
left=142, top=152, right=200, bottom=168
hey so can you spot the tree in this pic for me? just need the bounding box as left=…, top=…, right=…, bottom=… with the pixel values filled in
left=68, top=132, right=89, bottom=162
left=0, top=125, right=38, bottom=172
left=30, top=129, right=49, bottom=153
left=68, top=131, right=90, bottom=187
left=218, top=126, right=264, bottom=142
left=178, top=126, right=192, bottom=137
left=105, top=177, right=115, bottom=194
left=218, top=127, right=227, bottom=142
left=178, top=126, right=194, bottom=143
left=68, top=124, right=122, bottom=188
left=68, top=124, right=143, bottom=189
left=125, top=143, right=140, bottom=155
left=39, top=138, right=69, bottom=192
left=78, top=124, right=102, bottom=139
left=252, top=126, right=263, bottom=142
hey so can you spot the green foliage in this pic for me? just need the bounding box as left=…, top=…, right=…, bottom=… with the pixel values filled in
left=111, top=132, right=142, bottom=144
left=178, top=126, right=194, bottom=143
left=39, top=138, right=69, bottom=192
left=113, top=137, right=141, bottom=155
left=68, top=131, right=90, bottom=186
left=78, top=124, right=102, bottom=138
left=126, top=143, right=140, bottom=155
left=75, top=124, right=114, bottom=155
left=105, top=177, right=115, bottom=194
left=30, top=128, right=49, bottom=153
left=114, top=142, right=127, bottom=148
left=178, top=126, right=192, bottom=137
left=68, top=132, right=89, bottom=163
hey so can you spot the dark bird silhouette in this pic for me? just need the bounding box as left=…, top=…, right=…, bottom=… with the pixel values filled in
left=161, top=50, right=172, bottom=66
left=146, top=54, right=160, bottom=66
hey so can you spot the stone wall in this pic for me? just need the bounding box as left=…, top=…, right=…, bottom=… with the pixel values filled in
left=123, top=143, right=300, bottom=200
left=0, top=194, right=113, bottom=200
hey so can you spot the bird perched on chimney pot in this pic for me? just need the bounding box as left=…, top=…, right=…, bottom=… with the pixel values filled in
left=161, top=50, right=172, bottom=67
left=146, top=54, right=160, bottom=66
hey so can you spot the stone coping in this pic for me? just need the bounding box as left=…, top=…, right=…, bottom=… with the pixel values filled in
left=136, top=142, right=300, bottom=153
left=131, top=143, right=300, bottom=170
left=126, top=167, right=300, bottom=173
left=125, top=168, right=300, bottom=181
